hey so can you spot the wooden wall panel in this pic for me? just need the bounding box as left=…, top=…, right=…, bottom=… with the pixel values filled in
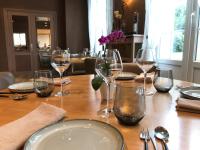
left=65, top=0, right=89, bottom=52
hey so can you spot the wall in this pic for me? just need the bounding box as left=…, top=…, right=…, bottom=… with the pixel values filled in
left=114, top=0, right=145, bottom=34
left=0, top=0, right=66, bottom=71
left=65, top=0, right=89, bottom=52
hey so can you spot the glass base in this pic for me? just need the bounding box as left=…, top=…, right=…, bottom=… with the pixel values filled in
left=97, top=107, right=113, bottom=118
left=54, top=90, right=69, bottom=96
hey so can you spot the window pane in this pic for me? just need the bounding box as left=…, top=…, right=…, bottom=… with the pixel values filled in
left=35, top=17, right=51, bottom=51
left=12, top=15, right=29, bottom=51
left=195, top=1, right=200, bottom=61
left=158, top=0, right=187, bottom=60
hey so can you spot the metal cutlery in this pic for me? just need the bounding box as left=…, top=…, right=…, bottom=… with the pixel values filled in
left=155, top=126, right=169, bottom=150
left=148, top=129, right=158, bottom=150
left=140, top=128, right=150, bottom=150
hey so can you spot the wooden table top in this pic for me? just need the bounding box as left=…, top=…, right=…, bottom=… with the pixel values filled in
left=0, top=75, right=199, bottom=150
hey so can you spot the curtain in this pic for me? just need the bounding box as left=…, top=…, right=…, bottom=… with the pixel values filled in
left=88, top=0, right=113, bottom=53
left=143, top=0, right=175, bottom=59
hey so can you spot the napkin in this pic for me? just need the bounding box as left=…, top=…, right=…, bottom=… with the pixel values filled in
left=54, top=77, right=71, bottom=86
left=176, top=97, right=200, bottom=114
left=0, top=103, right=66, bottom=150
left=135, top=73, right=153, bottom=83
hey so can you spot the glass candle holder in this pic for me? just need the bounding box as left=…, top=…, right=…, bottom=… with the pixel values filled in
left=153, top=68, right=173, bottom=93
left=33, top=70, right=54, bottom=97
left=113, top=84, right=145, bottom=125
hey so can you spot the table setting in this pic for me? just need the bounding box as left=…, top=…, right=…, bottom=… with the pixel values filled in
left=0, top=47, right=200, bottom=150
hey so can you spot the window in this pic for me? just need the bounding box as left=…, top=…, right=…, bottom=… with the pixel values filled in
left=158, top=0, right=187, bottom=60
left=195, top=1, right=200, bottom=61
left=13, top=33, right=26, bottom=47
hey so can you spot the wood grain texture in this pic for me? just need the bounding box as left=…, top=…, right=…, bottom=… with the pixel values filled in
left=0, top=75, right=199, bottom=150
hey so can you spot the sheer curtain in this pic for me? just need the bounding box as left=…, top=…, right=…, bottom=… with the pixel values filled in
left=88, top=0, right=113, bottom=53
left=143, top=0, right=175, bottom=59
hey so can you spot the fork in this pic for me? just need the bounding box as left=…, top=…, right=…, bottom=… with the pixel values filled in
left=140, top=128, right=150, bottom=150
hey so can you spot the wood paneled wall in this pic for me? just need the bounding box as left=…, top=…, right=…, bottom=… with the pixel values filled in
left=65, top=0, right=89, bottom=52
left=0, top=0, right=90, bottom=71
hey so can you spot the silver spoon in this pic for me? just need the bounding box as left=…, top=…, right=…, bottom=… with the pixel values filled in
left=155, top=126, right=169, bottom=150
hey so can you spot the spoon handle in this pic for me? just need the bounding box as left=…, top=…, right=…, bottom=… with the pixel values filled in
left=163, top=141, right=168, bottom=150
left=144, top=140, right=148, bottom=150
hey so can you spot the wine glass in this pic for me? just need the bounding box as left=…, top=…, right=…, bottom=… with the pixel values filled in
left=51, top=50, right=71, bottom=96
left=95, top=49, right=123, bottom=118
left=136, top=48, right=156, bottom=95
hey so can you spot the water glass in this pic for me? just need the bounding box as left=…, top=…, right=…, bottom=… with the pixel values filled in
left=153, top=68, right=173, bottom=92
left=33, top=70, right=54, bottom=97
left=113, top=84, right=145, bottom=125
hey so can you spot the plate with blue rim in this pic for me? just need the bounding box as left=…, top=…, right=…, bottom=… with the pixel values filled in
left=24, top=119, right=125, bottom=150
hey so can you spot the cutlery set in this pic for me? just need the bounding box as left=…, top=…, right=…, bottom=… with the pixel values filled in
left=140, top=126, right=169, bottom=150
left=0, top=92, right=27, bottom=100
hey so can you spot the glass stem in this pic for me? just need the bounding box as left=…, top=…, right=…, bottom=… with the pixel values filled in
left=144, top=72, right=147, bottom=91
left=60, top=73, right=63, bottom=94
left=107, top=83, right=111, bottom=111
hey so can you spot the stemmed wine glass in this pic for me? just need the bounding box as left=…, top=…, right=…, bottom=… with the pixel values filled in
left=95, top=49, right=123, bottom=118
left=136, top=47, right=156, bottom=95
left=51, top=50, right=71, bottom=96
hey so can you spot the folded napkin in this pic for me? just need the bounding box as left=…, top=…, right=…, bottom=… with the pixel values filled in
left=176, top=97, right=200, bottom=114
left=135, top=73, right=153, bottom=83
left=54, top=77, right=71, bottom=86
left=0, top=103, right=66, bottom=150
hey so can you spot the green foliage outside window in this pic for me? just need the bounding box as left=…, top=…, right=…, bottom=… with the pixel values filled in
left=173, top=5, right=186, bottom=52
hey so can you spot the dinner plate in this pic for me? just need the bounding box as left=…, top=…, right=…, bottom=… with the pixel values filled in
left=116, top=72, right=137, bottom=80
left=24, top=119, right=125, bottom=150
left=8, top=82, right=34, bottom=93
left=180, top=87, right=200, bottom=100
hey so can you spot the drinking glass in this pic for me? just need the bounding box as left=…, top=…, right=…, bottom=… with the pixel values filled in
left=113, top=84, right=145, bottom=125
left=153, top=68, right=173, bottom=92
left=51, top=50, right=71, bottom=96
left=136, top=48, right=156, bottom=95
left=33, top=70, right=54, bottom=97
left=95, top=49, right=123, bottom=118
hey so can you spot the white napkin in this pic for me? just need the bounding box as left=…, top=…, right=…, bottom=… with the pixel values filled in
left=176, top=97, right=200, bottom=114
left=0, top=103, right=66, bottom=150
left=53, top=77, right=71, bottom=86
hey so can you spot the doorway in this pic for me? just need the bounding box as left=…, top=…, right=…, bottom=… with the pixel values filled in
left=3, top=8, right=57, bottom=74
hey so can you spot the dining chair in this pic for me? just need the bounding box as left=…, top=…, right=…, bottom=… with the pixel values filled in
left=0, top=72, right=15, bottom=89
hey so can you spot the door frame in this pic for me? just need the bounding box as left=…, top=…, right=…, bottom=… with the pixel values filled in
left=3, top=8, right=57, bottom=73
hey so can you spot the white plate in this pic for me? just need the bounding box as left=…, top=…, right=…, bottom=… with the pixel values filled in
left=24, top=119, right=124, bottom=150
left=8, top=82, right=34, bottom=93
left=116, top=72, right=137, bottom=80
left=180, top=87, right=200, bottom=100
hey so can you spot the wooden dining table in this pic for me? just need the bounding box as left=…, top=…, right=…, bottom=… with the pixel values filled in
left=0, top=75, right=199, bottom=150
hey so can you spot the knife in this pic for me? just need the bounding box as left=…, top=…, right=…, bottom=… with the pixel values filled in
left=149, top=130, right=158, bottom=150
